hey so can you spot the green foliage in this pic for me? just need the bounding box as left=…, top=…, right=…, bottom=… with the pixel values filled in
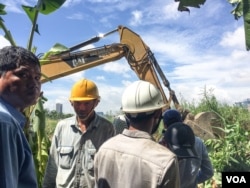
left=0, top=0, right=66, bottom=50
left=181, top=86, right=220, bottom=114
left=180, top=86, right=250, bottom=128
left=228, top=0, right=250, bottom=50
left=30, top=95, right=50, bottom=188
left=45, top=109, right=73, bottom=120
left=204, top=121, right=250, bottom=187
left=174, top=0, right=206, bottom=12
left=45, top=118, right=58, bottom=138
left=0, top=3, right=6, bottom=15
left=0, top=3, right=16, bottom=46
left=205, top=121, right=250, bottom=172
left=40, top=43, right=69, bottom=62
left=153, top=121, right=165, bottom=142
left=35, top=0, right=67, bottom=15
left=181, top=87, right=250, bottom=187
left=226, top=0, right=249, bottom=50
left=0, top=1, right=67, bottom=187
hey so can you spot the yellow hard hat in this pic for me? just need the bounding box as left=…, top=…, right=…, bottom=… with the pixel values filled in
left=69, top=79, right=100, bottom=101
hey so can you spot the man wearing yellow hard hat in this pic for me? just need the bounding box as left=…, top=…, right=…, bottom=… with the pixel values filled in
left=43, top=79, right=115, bottom=188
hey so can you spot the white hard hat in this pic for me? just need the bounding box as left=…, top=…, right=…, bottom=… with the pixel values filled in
left=121, top=80, right=166, bottom=115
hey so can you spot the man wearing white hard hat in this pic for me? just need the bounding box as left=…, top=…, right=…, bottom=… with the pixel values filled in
left=94, top=80, right=180, bottom=188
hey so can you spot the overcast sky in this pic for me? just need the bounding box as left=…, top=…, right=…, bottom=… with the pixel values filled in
left=1, top=0, right=249, bottom=114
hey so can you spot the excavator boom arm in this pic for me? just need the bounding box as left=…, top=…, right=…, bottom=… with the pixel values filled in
left=40, top=25, right=179, bottom=109
left=41, top=44, right=125, bottom=82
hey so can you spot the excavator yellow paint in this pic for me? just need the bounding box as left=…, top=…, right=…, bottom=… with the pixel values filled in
left=40, top=25, right=221, bottom=139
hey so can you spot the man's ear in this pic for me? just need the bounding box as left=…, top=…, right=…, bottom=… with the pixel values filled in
left=154, top=109, right=162, bottom=119
left=151, top=109, right=163, bottom=135
left=94, top=99, right=100, bottom=107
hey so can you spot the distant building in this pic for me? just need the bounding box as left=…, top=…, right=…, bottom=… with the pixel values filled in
left=235, top=98, right=250, bottom=111
left=56, top=103, right=63, bottom=114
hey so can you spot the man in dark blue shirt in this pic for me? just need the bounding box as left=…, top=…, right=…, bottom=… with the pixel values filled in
left=0, top=46, right=41, bottom=188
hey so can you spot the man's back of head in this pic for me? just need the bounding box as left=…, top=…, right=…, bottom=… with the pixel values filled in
left=121, top=80, right=167, bottom=133
left=164, top=122, right=197, bottom=159
left=163, top=109, right=182, bottom=128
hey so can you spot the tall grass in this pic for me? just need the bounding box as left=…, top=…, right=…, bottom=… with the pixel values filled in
left=180, top=87, right=250, bottom=188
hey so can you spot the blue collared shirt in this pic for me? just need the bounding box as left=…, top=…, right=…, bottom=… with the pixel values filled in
left=0, top=98, right=38, bottom=188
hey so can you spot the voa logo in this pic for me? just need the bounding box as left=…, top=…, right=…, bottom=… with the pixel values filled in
left=226, top=176, right=246, bottom=184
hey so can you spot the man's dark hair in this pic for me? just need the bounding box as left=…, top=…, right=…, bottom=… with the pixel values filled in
left=162, top=109, right=182, bottom=128
left=0, top=46, right=40, bottom=75
left=125, top=109, right=162, bottom=134
left=125, top=112, right=155, bottom=124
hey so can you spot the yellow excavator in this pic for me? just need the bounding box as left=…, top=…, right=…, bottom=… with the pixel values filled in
left=40, top=25, right=179, bottom=110
left=40, top=25, right=222, bottom=140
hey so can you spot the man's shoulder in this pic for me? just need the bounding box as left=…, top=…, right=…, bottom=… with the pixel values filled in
left=100, top=134, right=176, bottom=158
left=154, top=142, right=177, bottom=156
left=195, top=136, right=206, bottom=146
left=96, top=136, right=178, bottom=174
left=146, top=144, right=177, bottom=170
left=0, top=110, right=11, bottom=121
left=195, top=136, right=203, bottom=141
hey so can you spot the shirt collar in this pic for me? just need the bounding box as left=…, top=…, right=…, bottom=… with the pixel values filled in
left=122, top=129, right=153, bottom=140
left=72, top=112, right=99, bottom=131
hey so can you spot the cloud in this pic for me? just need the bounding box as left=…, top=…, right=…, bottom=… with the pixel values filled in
left=0, top=36, right=10, bottom=48
left=128, top=1, right=181, bottom=27
left=3, top=0, right=24, bottom=13
left=63, top=0, right=82, bottom=7
left=96, top=76, right=105, bottom=81
left=102, top=61, right=131, bottom=76
left=166, top=25, right=250, bottom=105
left=130, top=10, right=143, bottom=26
left=220, top=27, right=245, bottom=50
left=86, top=0, right=137, bottom=12
left=66, top=13, right=84, bottom=20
